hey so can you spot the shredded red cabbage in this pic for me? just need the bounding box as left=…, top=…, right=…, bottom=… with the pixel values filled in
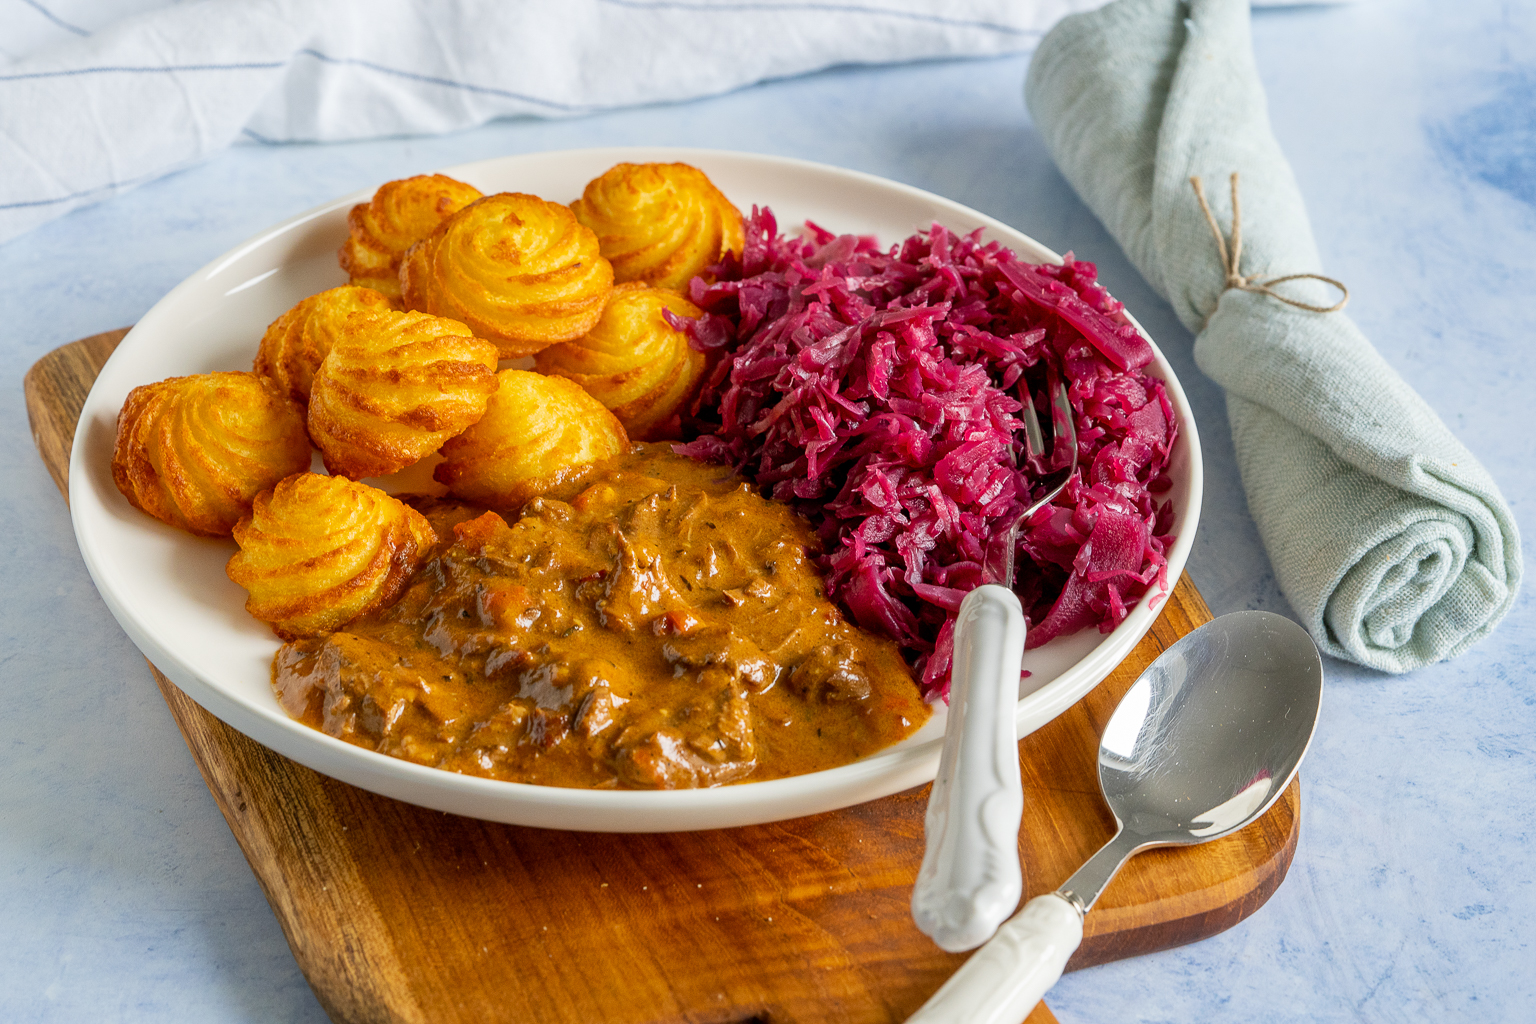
left=671, top=209, right=1176, bottom=701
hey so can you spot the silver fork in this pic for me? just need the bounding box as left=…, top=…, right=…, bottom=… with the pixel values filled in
left=912, top=375, right=1079, bottom=953
left=991, top=376, right=1080, bottom=588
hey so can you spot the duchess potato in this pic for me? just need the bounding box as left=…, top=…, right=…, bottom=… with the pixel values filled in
left=435, top=369, right=630, bottom=508
left=307, top=308, right=500, bottom=480
left=111, top=371, right=311, bottom=537
left=254, top=284, right=394, bottom=405
left=534, top=282, right=707, bottom=441
left=399, top=192, right=613, bottom=358
left=339, top=173, right=483, bottom=301
left=570, top=162, right=744, bottom=290
left=226, top=472, right=437, bottom=640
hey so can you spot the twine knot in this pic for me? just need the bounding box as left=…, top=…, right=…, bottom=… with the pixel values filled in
left=1190, top=171, right=1349, bottom=316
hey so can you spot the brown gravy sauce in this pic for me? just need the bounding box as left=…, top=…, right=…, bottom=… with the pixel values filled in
left=273, top=445, right=930, bottom=789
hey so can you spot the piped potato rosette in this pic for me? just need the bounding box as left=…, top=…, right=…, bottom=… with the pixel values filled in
left=227, top=473, right=437, bottom=640
left=570, top=162, right=744, bottom=290
left=307, top=309, right=500, bottom=480
left=339, top=174, right=483, bottom=300
left=535, top=282, right=707, bottom=441
left=435, top=369, right=630, bottom=508
left=254, top=285, right=395, bottom=405
left=399, top=192, right=613, bottom=358
left=111, top=371, right=312, bottom=537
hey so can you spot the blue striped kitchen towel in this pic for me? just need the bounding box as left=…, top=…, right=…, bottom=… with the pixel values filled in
left=1, top=0, right=1098, bottom=244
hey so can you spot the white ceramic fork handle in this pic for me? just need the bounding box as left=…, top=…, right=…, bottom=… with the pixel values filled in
left=906, top=894, right=1084, bottom=1024
left=911, top=584, right=1027, bottom=953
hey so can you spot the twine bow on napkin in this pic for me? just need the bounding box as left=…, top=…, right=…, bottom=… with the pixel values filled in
left=1190, top=171, right=1349, bottom=319
left=1024, top=0, right=1521, bottom=672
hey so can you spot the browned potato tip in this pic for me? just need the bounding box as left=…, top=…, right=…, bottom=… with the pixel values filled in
left=307, top=309, right=500, bottom=480
left=535, top=282, right=707, bottom=441
left=399, top=192, right=614, bottom=358
left=254, top=284, right=394, bottom=405
left=111, top=371, right=312, bottom=537
left=227, top=473, right=437, bottom=639
left=570, top=162, right=744, bottom=290
left=338, top=174, right=483, bottom=301
left=434, top=369, right=629, bottom=507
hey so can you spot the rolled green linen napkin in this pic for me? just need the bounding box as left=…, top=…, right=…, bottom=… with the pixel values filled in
left=1024, top=0, right=1521, bottom=671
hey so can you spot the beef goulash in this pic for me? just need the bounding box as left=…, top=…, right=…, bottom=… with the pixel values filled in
left=272, top=446, right=930, bottom=789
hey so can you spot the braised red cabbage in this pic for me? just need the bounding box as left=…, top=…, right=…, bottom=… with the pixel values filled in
left=673, top=209, right=1176, bottom=700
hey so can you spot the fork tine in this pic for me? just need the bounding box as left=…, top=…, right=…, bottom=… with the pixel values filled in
left=1018, top=383, right=1076, bottom=525
left=1020, top=378, right=1045, bottom=460
left=1049, top=377, right=1076, bottom=465
left=988, top=379, right=1078, bottom=589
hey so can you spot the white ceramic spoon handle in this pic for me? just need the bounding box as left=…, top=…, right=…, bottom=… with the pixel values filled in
left=911, top=584, right=1027, bottom=952
left=906, top=893, right=1084, bottom=1024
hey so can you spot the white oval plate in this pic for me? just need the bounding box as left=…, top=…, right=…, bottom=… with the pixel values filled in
left=69, top=148, right=1202, bottom=832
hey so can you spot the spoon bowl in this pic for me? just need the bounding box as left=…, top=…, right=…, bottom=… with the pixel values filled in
left=1056, top=610, right=1324, bottom=913
left=909, top=610, right=1323, bottom=1023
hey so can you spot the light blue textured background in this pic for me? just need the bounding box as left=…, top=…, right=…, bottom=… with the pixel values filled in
left=1, top=1, right=1532, bottom=1021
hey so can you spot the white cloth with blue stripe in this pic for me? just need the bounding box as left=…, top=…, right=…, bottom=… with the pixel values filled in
left=0, top=0, right=1098, bottom=244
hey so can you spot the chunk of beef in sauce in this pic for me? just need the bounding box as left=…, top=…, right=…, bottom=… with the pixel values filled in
left=273, top=632, right=470, bottom=766
left=271, top=445, right=930, bottom=789
left=788, top=642, right=875, bottom=703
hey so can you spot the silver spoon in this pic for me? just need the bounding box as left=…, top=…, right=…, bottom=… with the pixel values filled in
left=907, top=610, right=1324, bottom=1023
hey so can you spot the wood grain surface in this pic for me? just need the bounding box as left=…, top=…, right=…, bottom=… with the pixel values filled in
left=28, top=329, right=1300, bottom=1024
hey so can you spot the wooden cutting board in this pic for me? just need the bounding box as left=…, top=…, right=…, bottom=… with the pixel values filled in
left=27, top=329, right=1300, bottom=1024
